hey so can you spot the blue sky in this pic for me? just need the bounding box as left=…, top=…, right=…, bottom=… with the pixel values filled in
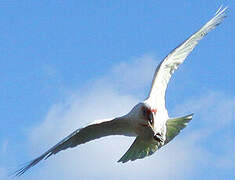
left=0, top=1, right=234, bottom=180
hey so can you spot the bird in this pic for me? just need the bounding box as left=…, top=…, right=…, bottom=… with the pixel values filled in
left=13, top=6, right=227, bottom=176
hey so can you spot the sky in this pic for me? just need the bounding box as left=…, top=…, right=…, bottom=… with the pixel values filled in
left=0, top=1, right=234, bottom=180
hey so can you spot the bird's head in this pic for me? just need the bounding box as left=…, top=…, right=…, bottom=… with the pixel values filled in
left=129, top=103, right=161, bottom=140
left=138, top=104, right=156, bottom=129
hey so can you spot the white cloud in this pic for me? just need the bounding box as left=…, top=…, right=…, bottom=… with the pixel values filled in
left=13, top=56, right=235, bottom=180
left=171, top=91, right=235, bottom=173
left=1, top=140, right=8, bottom=155
left=0, top=167, right=8, bottom=180
left=215, top=140, right=235, bottom=170
left=110, top=54, right=158, bottom=91
left=172, top=91, right=235, bottom=128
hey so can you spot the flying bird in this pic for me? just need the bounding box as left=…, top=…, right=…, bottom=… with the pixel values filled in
left=14, top=6, right=227, bottom=176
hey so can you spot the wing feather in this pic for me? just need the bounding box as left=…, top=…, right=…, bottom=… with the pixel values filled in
left=13, top=117, right=130, bottom=176
left=118, top=114, right=193, bottom=163
left=146, top=7, right=227, bottom=110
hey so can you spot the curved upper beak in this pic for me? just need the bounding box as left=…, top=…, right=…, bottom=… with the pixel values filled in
left=153, top=133, right=164, bottom=143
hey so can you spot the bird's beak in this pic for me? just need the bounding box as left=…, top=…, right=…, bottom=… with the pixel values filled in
left=153, top=133, right=164, bottom=143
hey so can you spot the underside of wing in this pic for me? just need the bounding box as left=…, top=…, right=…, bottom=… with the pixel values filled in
left=165, top=113, right=193, bottom=144
left=118, top=113, right=194, bottom=163
left=118, top=136, right=159, bottom=163
left=13, top=117, right=130, bottom=176
left=146, top=7, right=227, bottom=109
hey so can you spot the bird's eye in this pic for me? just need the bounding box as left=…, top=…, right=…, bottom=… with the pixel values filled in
left=142, top=109, right=147, bottom=117
left=148, top=112, right=154, bottom=125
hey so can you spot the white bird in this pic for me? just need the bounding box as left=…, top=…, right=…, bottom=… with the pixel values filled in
left=14, top=6, right=227, bottom=176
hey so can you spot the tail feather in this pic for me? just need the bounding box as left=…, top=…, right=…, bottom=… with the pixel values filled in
left=165, top=113, right=194, bottom=144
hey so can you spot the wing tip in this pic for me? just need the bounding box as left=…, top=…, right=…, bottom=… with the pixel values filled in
left=10, top=153, right=48, bottom=177
left=204, top=5, right=228, bottom=31
left=215, top=5, right=228, bottom=16
left=10, top=160, right=37, bottom=177
left=213, top=5, right=228, bottom=23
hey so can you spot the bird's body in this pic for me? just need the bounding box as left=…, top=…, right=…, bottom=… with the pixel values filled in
left=14, top=6, right=227, bottom=176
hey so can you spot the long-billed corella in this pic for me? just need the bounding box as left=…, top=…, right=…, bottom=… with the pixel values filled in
left=14, top=6, right=227, bottom=176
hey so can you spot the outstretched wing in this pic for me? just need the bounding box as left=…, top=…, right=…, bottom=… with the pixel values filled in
left=146, top=7, right=227, bottom=110
left=118, top=113, right=193, bottom=163
left=14, top=117, right=130, bottom=176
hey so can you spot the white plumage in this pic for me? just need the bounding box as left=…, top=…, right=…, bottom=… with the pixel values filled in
left=14, top=6, right=227, bottom=176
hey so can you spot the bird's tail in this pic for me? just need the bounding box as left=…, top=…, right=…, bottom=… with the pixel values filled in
left=164, top=113, right=194, bottom=144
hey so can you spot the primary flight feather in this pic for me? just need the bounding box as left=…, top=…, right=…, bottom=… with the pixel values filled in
left=14, top=6, right=227, bottom=176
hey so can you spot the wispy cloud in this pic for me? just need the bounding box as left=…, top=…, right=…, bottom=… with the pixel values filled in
left=172, top=91, right=235, bottom=137
left=171, top=91, right=235, bottom=174
left=8, top=56, right=235, bottom=180
left=1, top=140, right=9, bottom=155
left=110, top=54, right=157, bottom=91
left=0, top=167, right=7, bottom=180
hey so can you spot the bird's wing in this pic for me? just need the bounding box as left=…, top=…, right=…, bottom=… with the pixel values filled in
left=14, top=117, right=130, bottom=176
left=146, top=7, right=227, bottom=110
left=118, top=136, right=159, bottom=163
left=118, top=113, right=193, bottom=163
left=165, top=113, right=193, bottom=144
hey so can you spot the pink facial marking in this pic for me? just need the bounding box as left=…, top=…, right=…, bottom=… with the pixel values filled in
left=151, top=109, right=157, bottom=113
